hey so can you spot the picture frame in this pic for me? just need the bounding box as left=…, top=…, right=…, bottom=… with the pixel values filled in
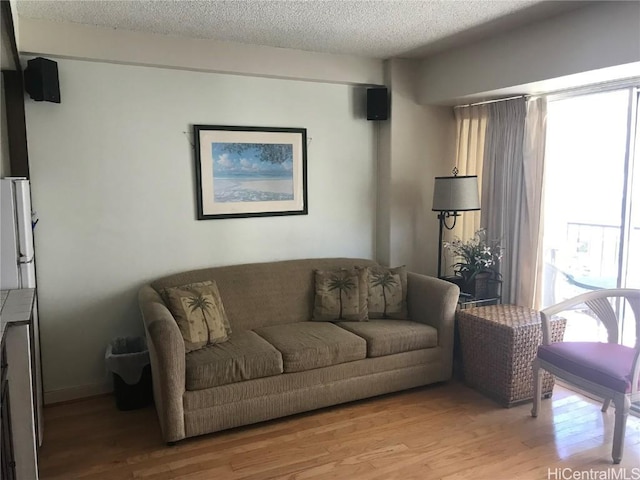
left=194, top=125, right=308, bottom=220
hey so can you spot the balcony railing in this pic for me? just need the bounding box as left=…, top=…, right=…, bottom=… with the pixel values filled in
left=552, top=221, right=639, bottom=287
left=543, top=221, right=639, bottom=348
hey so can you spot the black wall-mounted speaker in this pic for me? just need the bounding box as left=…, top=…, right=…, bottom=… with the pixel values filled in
left=366, top=87, right=388, bottom=121
left=24, top=57, right=61, bottom=103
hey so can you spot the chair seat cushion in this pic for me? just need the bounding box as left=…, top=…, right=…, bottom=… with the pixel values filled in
left=254, top=322, right=367, bottom=373
left=537, top=342, right=636, bottom=393
left=185, top=330, right=283, bottom=390
left=336, top=320, right=438, bottom=357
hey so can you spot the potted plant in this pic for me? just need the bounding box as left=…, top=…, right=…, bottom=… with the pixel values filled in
left=444, top=228, right=503, bottom=299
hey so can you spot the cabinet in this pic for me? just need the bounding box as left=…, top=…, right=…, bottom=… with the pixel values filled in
left=1, top=289, right=39, bottom=480
left=1, top=341, right=16, bottom=479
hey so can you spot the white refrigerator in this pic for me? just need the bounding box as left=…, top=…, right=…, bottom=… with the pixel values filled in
left=1, top=178, right=37, bottom=290
left=0, top=177, right=44, bottom=451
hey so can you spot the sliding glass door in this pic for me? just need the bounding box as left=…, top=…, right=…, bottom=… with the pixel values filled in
left=625, top=96, right=640, bottom=291
left=540, top=87, right=639, bottom=344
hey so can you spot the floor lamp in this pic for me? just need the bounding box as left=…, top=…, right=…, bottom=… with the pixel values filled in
left=432, top=173, right=481, bottom=278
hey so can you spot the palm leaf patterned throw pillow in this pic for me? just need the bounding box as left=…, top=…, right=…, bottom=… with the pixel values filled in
left=367, top=266, right=408, bottom=319
left=163, top=281, right=231, bottom=352
left=313, top=268, right=368, bottom=321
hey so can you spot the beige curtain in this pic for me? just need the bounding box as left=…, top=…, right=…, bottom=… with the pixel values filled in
left=443, top=105, right=487, bottom=276
left=481, top=97, right=547, bottom=307
left=453, top=105, right=487, bottom=240
left=517, top=98, right=547, bottom=309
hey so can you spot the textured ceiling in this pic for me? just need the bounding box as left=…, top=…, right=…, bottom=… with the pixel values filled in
left=16, top=0, right=585, bottom=59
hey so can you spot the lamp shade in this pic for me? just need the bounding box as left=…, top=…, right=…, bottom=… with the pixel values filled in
left=432, top=175, right=480, bottom=212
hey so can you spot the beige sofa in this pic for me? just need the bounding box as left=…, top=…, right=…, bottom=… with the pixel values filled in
left=138, top=258, right=459, bottom=443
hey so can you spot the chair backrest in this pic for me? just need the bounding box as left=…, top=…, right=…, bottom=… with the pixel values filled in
left=541, top=289, right=640, bottom=395
left=541, top=289, right=640, bottom=346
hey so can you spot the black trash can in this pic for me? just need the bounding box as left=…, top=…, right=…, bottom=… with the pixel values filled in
left=105, top=336, right=153, bottom=411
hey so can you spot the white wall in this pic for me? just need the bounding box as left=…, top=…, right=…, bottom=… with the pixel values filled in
left=419, top=1, right=640, bottom=104
left=9, top=0, right=19, bottom=52
left=19, top=18, right=383, bottom=86
left=377, top=59, right=456, bottom=274
left=25, top=58, right=376, bottom=400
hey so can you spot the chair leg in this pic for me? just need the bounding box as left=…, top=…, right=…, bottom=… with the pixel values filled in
left=612, top=395, right=630, bottom=464
left=602, top=398, right=611, bottom=413
left=531, top=359, right=542, bottom=418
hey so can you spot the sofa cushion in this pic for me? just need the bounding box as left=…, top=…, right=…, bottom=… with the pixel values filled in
left=312, top=268, right=368, bottom=321
left=163, top=280, right=232, bottom=352
left=185, top=330, right=283, bottom=390
left=336, top=320, right=438, bottom=357
left=254, top=322, right=367, bottom=373
left=366, top=265, right=408, bottom=319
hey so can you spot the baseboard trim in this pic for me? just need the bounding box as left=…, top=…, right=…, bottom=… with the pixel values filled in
left=44, top=381, right=112, bottom=405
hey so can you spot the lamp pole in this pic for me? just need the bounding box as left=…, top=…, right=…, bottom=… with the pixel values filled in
left=436, top=211, right=459, bottom=278
left=437, top=212, right=445, bottom=278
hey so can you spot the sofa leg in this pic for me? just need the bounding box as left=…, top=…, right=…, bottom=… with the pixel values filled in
left=167, top=441, right=178, bottom=447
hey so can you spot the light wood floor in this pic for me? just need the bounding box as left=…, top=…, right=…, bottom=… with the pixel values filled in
left=39, top=382, right=640, bottom=480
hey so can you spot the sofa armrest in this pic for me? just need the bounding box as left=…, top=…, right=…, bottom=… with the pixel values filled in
left=407, top=272, right=459, bottom=378
left=138, top=285, right=186, bottom=442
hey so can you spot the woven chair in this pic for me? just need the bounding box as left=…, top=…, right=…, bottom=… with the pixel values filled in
left=531, top=288, right=640, bottom=464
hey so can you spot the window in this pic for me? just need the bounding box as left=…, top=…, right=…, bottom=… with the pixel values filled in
left=540, top=87, right=639, bottom=345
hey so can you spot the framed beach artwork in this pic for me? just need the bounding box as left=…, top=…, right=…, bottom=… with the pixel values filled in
left=194, top=125, right=308, bottom=220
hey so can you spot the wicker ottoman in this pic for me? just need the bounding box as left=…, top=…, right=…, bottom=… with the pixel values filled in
left=457, top=305, right=566, bottom=407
